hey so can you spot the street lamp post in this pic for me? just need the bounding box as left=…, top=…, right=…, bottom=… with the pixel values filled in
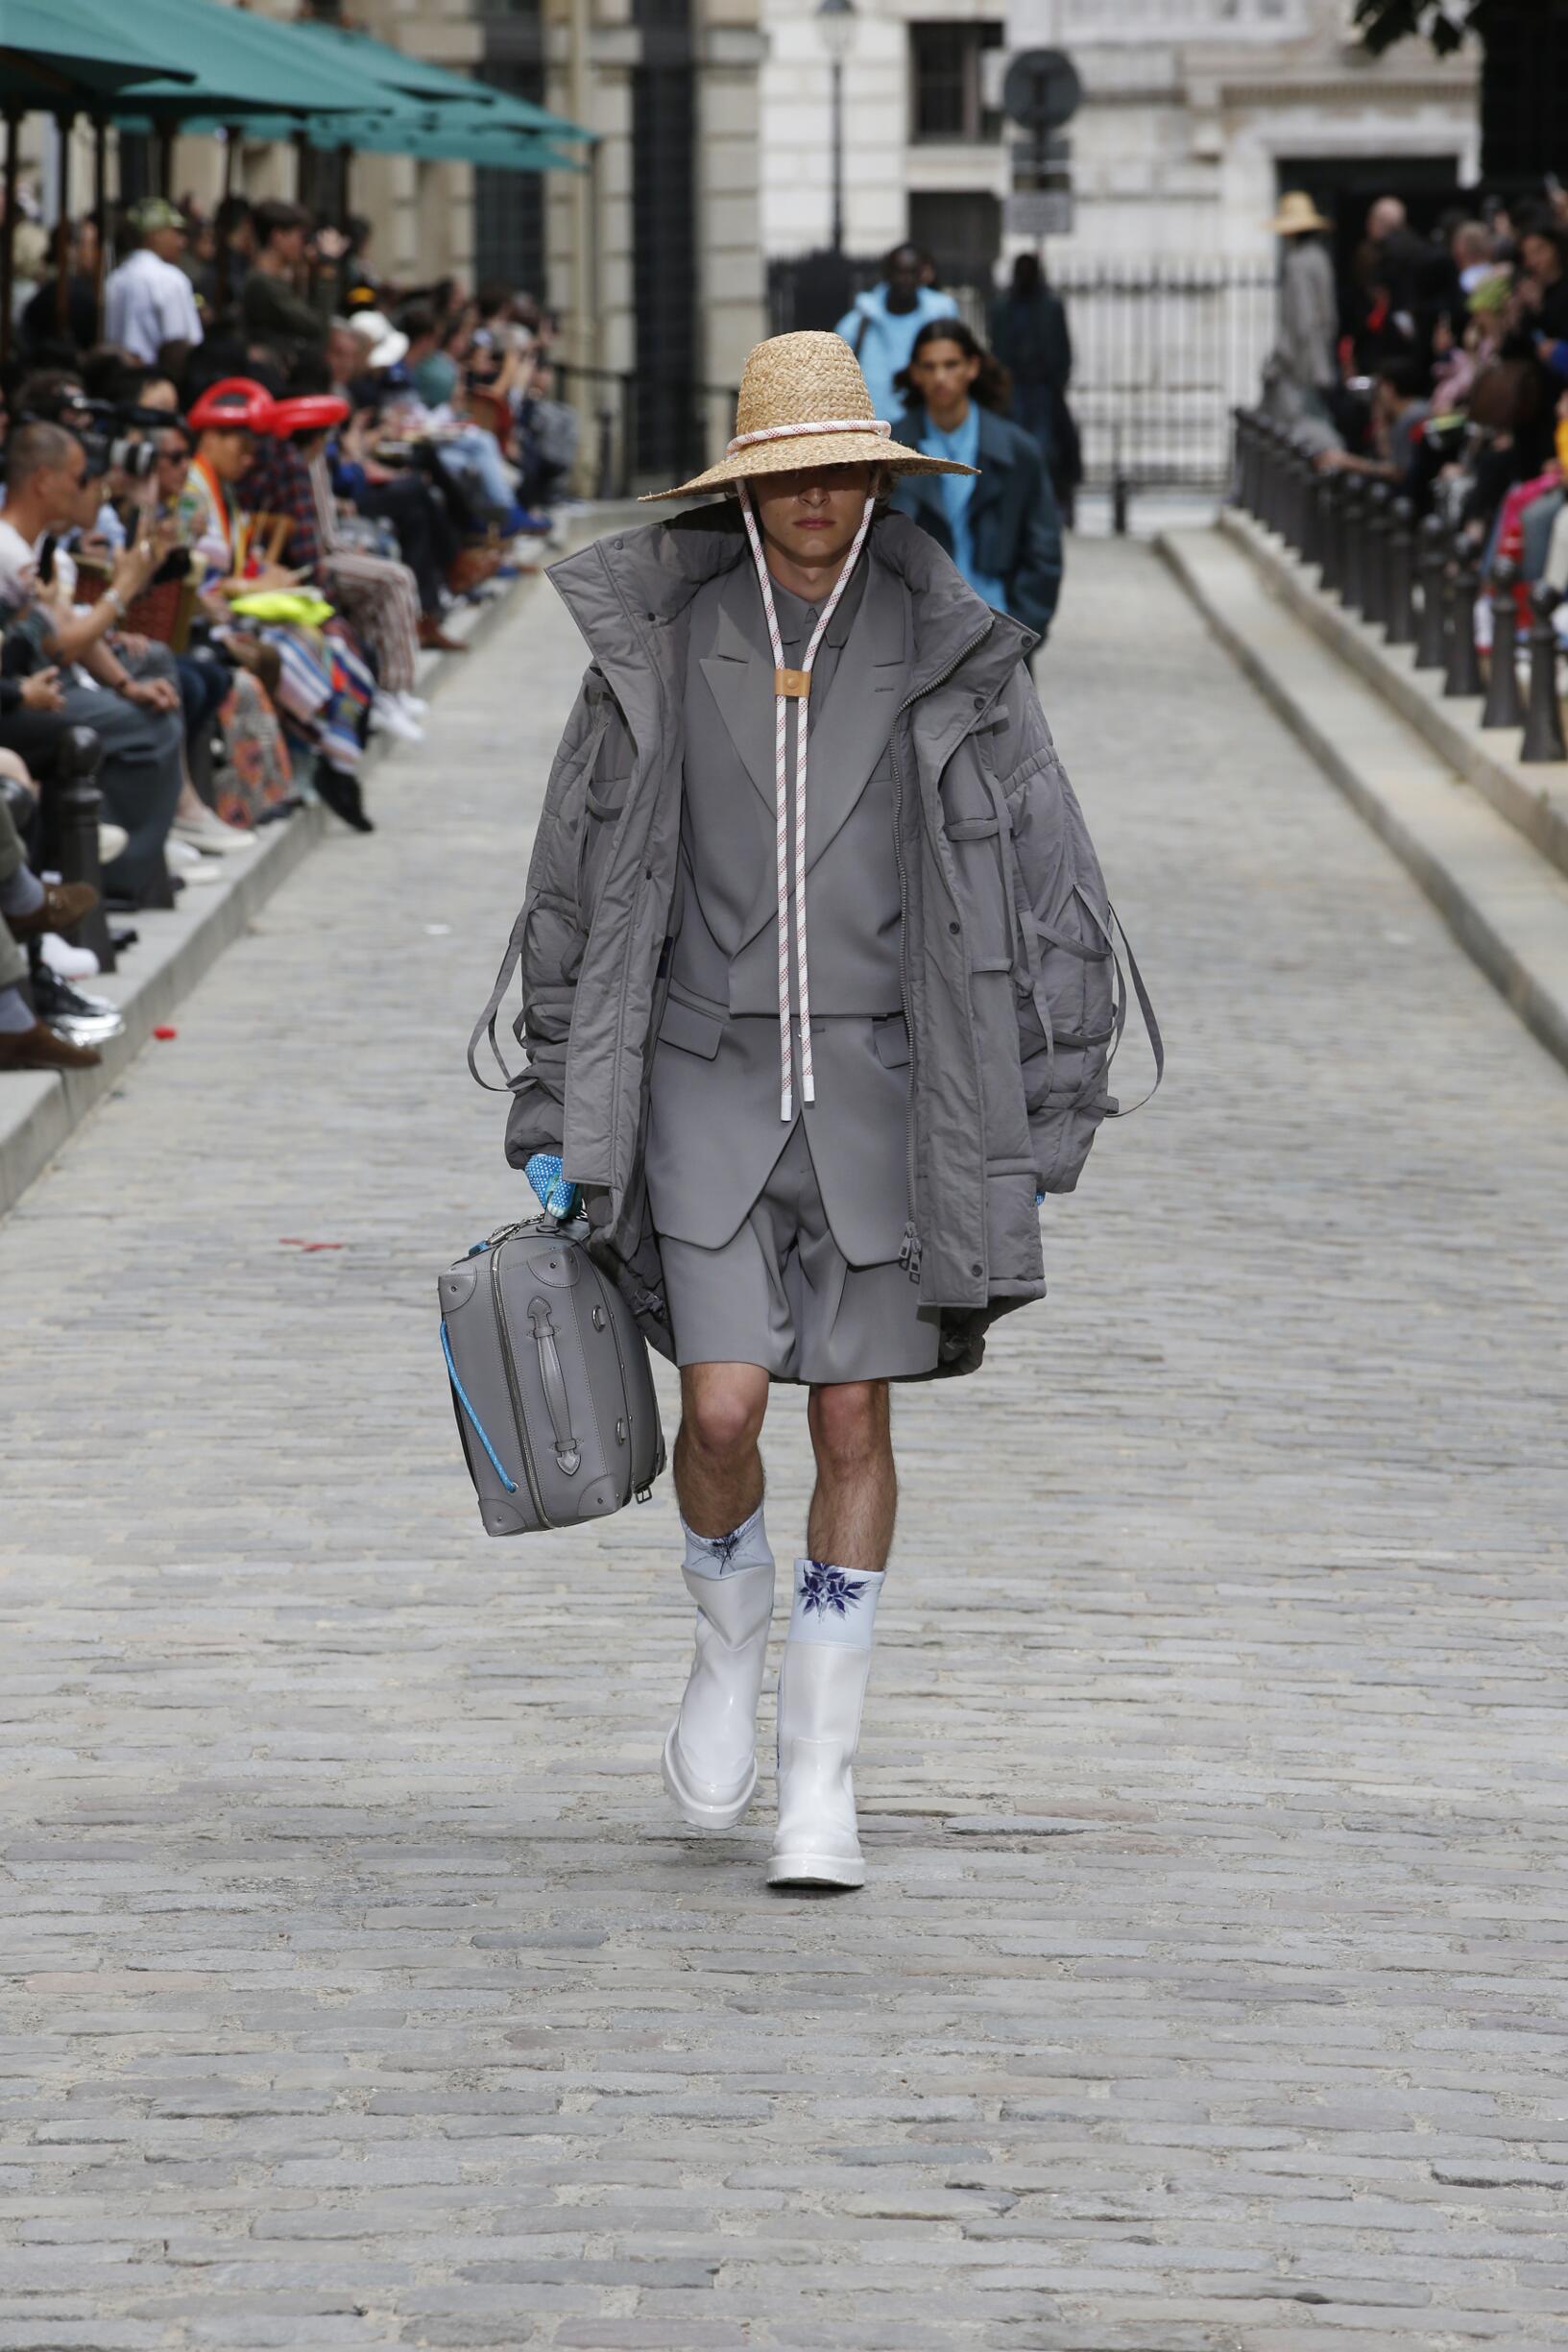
left=817, top=0, right=856, bottom=257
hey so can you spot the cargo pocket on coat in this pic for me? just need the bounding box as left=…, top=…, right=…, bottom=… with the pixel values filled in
left=984, top=1157, right=1045, bottom=1287
left=657, top=983, right=725, bottom=1059
left=576, top=776, right=630, bottom=918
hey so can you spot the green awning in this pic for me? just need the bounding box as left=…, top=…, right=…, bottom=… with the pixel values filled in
left=0, top=0, right=193, bottom=108
left=285, top=18, right=594, bottom=145
left=218, top=104, right=585, bottom=173
left=107, top=0, right=381, bottom=124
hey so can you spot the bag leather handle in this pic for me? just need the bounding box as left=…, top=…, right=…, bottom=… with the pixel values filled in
left=527, top=1296, right=581, bottom=1476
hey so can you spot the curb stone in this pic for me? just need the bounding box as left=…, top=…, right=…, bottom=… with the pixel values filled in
left=1158, top=521, right=1568, bottom=1082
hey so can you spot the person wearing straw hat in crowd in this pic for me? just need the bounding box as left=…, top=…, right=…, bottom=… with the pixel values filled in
left=473, top=330, right=1152, bottom=1891
left=1265, top=190, right=1341, bottom=456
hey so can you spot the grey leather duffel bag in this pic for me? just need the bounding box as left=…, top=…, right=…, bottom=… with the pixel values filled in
left=439, top=1215, right=665, bottom=1537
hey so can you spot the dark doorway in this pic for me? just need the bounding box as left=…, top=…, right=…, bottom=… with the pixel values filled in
left=1274, top=155, right=1462, bottom=299
left=1482, top=0, right=1568, bottom=182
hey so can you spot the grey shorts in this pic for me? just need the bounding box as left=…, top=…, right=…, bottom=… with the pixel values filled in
left=657, top=1120, right=938, bottom=1386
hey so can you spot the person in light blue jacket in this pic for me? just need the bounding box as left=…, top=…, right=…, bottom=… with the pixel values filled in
left=833, top=244, right=957, bottom=426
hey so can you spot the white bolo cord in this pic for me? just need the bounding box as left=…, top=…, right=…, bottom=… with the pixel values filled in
left=736, top=481, right=877, bottom=1121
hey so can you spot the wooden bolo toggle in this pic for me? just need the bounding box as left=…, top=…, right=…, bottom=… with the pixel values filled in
left=774, top=667, right=810, bottom=699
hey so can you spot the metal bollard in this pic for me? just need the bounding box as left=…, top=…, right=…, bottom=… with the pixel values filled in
left=1363, top=482, right=1390, bottom=628
left=1442, top=534, right=1484, bottom=699
left=1480, top=560, right=1525, bottom=730
left=1413, top=514, right=1447, bottom=668
left=1340, top=476, right=1366, bottom=612
left=1234, top=408, right=1254, bottom=514
left=1520, top=583, right=1568, bottom=764
left=1385, top=497, right=1415, bottom=644
left=1291, top=445, right=1314, bottom=558
left=1318, top=470, right=1344, bottom=595
left=41, top=724, right=113, bottom=975
left=1299, top=451, right=1323, bottom=570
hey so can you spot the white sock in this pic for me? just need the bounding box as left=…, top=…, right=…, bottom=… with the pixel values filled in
left=785, top=1558, right=883, bottom=1649
left=682, top=1500, right=773, bottom=1581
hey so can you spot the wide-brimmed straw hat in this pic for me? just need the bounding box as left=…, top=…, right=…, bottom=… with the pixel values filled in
left=640, top=329, right=977, bottom=501
left=1269, top=190, right=1331, bottom=236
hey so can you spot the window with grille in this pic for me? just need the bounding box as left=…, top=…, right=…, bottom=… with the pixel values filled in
left=910, top=22, right=1003, bottom=144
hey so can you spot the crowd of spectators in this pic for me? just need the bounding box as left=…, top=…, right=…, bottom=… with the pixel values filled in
left=0, top=187, right=579, bottom=1074
left=1266, top=185, right=1568, bottom=633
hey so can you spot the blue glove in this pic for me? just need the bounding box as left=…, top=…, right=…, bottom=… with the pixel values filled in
left=524, top=1152, right=581, bottom=1221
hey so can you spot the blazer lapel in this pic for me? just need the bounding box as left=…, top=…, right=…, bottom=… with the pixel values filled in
left=800, top=550, right=908, bottom=871
left=697, top=590, right=781, bottom=825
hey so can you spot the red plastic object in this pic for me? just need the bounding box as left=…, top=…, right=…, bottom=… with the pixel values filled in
left=270, top=393, right=350, bottom=438
left=185, top=377, right=277, bottom=435
left=153, top=1025, right=177, bottom=1039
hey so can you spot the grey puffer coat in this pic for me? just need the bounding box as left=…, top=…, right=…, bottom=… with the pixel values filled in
left=474, top=505, right=1127, bottom=1379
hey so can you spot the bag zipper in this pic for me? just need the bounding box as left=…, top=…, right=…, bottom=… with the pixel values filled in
left=491, top=1235, right=552, bottom=1526
left=890, top=622, right=991, bottom=1287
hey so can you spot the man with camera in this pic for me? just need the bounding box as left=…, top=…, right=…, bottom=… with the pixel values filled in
left=0, top=422, right=185, bottom=905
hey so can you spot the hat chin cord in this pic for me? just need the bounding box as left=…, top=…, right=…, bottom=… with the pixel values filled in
left=736, top=479, right=878, bottom=1123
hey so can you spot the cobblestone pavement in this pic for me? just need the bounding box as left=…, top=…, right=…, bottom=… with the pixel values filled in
left=3, top=539, right=1567, bottom=2352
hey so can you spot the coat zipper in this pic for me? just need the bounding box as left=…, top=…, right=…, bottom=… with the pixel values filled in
left=491, top=1236, right=551, bottom=1526
left=891, top=624, right=992, bottom=1286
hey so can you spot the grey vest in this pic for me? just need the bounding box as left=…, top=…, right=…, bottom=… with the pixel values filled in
left=644, top=545, right=917, bottom=1263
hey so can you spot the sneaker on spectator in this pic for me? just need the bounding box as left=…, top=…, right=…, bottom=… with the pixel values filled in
left=397, top=691, right=429, bottom=718
left=173, top=806, right=257, bottom=856
left=164, top=837, right=226, bottom=885
left=501, top=504, right=553, bottom=538
left=30, top=967, right=125, bottom=1042
left=98, top=822, right=129, bottom=865
left=38, top=933, right=100, bottom=982
left=371, top=691, right=425, bottom=744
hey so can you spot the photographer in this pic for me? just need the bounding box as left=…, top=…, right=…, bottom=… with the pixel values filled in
left=0, top=423, right=186, bottom=905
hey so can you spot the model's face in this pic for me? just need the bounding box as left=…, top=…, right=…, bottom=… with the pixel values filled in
left=750, top=465, right=876, bottom=586
left=908, top=336, right=978, bottom=423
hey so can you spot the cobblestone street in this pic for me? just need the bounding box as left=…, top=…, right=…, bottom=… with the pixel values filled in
left=3, top=538, right=1567, bottom=2350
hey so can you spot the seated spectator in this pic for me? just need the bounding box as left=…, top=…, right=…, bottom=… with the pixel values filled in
left=379, top=303, right=543, bottom=537
left=178, top=378, right=376, bottom=833
left=103, top=199, right=203, bottom=374
left=243, top=393, right=429, bottom=737
left=0, top=422, right=190, bottom=908
left=0, top=783, right=104, bottom=1073
left=891, top=319, right=1063, bottom=649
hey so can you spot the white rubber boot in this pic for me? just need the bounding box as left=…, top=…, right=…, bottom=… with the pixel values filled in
left=662, top=1555, right=774, bottom=1830
left=768, top=1561, right=883, bottom=1890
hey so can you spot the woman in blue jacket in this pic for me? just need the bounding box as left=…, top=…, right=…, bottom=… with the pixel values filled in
left=891, top=318, right=1063, bottom=646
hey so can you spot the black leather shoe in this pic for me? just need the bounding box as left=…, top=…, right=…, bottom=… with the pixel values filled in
left=314, top=764, right=374, bottom=835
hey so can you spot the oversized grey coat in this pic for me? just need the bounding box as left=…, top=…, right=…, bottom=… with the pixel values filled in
left=475, top=505, right=1125, bottom=1379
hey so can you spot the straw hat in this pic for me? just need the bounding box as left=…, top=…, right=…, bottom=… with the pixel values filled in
left=1269, top=191, right=1331, bottom=237
left=640, top=329, right=976, bottom=502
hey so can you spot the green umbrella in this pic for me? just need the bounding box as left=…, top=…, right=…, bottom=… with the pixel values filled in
left=211, top=105, right=585, bottom=173
left=285, top=18, right=594, bottom=145
left=106, top=0, right=381, bottom=124
left=0, top=0, right=193, bottom=107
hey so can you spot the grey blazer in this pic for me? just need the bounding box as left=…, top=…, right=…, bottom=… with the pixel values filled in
left=644, top=548, right=917, bottom=1264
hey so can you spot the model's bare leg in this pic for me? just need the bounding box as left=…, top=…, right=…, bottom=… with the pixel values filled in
left=663, top=1361, right=775, bottom=1832
left=805, top=1379, right=896, bottom=1572
left=674, top=1360, right=770, bottom=1536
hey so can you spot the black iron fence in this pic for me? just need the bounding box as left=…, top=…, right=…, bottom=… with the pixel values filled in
left=1234, top=408, right=1567, bottom=765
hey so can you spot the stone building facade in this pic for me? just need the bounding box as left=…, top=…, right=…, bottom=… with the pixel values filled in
left=759, top=0, right=1480, bottom=283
